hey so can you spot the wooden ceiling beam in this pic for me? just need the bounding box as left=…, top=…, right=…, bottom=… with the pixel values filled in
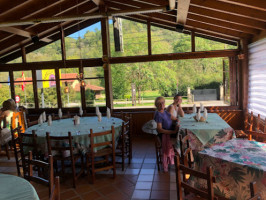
left=0, top=27, right=52, bottom=42
left=0, top=0, right=31, bottom=17
left=132, top=0, right=168, bottom=6
left=217, top=0, right=266, bottom=12
left=189, top=6, right=266, bottom=30
left=109, top=49, right=239, bottom=64
left=121, top=14, right=239, bottom=42
left=186, top=19, right=251, bottom=39
left=177, top=0, right=191, bottom=24
left=187, top=13, right=260, bottom=35
left=191, top=0, right=266, bottom=22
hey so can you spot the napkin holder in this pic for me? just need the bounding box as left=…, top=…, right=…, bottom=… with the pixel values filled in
left=193, top=115, right=206, bottom=122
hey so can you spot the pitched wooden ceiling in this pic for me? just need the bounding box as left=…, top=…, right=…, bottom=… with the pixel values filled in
left=0, top=0, right=265, bottom=64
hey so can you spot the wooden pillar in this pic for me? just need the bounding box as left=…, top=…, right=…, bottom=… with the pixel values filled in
left=237, top=57, right=242, bottom=109
left=240, top=39, right=249, bottom=111
left=229, top=57, right=237, bottom=106
left=79, top=63, right=86, bottom=110
left=21, top=47, right=26, bottom=63
left=9, top=70, right=15, bottom=100
left=55, top=68, right=62, bottom=108
left=60, top=28, right=66, bottom=62
left=191, top=31, right=195, bottom=52
left=32, top=69, right=39, bottom=109
left=101, top=4, right=113, bottom=109
left=147, top=20, right=152, bottom=55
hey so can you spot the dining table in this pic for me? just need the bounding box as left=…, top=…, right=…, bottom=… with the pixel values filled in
left=178, top=113, right=235, bottom=152
left=25, top=116, right=123, bottom=155
left=192, top=138, right=266, bottom=199
left=0, top=173, right=39, bottom=200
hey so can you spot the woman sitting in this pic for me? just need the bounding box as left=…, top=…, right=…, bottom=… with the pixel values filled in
left=167, top=94, right=184, bottom=121
left=154, top=96, right=178, bottom=172
left=0, top=99, right=17, bottom=129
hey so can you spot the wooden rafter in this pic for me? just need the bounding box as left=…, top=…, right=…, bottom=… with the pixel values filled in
left=217, top=0, right=266, bottom=12
left=189, top=6, right=266, bottom=30
left=191, top=0, right=266, bottom=22
left=0, top=27, right=52, bottom=42
left=177, top=0, right=191, bottom=25
left=0, top=0, right=31, bottom=17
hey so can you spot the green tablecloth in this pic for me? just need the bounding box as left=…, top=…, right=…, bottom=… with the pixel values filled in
left=25, top=116, right=123, bottom=154
left=0, top=173, right=39, bottom=200
left=180, top=113, right=233, bottom=145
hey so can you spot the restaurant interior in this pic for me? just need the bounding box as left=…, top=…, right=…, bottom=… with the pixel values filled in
left=0, top=0, right=265, bottom=200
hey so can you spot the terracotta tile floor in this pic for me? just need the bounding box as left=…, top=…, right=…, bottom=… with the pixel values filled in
left=0, top=135, right=177, bottom=200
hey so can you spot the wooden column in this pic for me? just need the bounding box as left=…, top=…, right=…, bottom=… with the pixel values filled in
left=229, top=57, right=237, bottom=106
left=240, top=39, right=249, bottom=111
left=21, top=47, right=26, bottom=63
left=147, top=20, right=152, bottom=55
left=9, top=70, right=15, bottom=100
left=191, top=31, right=195, bottom=52
left=101, top=4, right=113, bottom=109
left=60, top=28, right=66, bottom=62
left=55, top=67, right=62, bottom=108
left=32, top=69, right=39, bottom=109
left=237, top=57, right=242, bottom=108
left=79, top=63, right=86, bottom=110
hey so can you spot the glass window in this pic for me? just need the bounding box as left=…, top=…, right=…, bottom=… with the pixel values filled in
left=112, top=58, right=230, bottom=108
left=0, top=72, right=11, bottom=106
left=84, top=67, right=105, bottom=107
left=66, top=22, right=103, bottom=59
left=195, top=36, right=237, bottom=51
left=60, top=68, right=81, bottom=108
left=36, top=69, right=57, bottom=108
left=110, top=19, right=148, bottom=57
left=7, top=57, right=22, bottom=64
left=26, top=40, right=62, bottom=62
left=14, top=71, right=35, bottom=108
left=152, top=26, right=191, bottom=54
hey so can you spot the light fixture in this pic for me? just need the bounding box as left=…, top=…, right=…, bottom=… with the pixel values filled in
left=77, top=73, right=86, bottom=87
left=64, top=81, right=69, bottom=93
left=176, top=24, right=184, bottom=33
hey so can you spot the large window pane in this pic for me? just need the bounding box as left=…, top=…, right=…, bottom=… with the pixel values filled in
left=195, top=36, right=237, bottom=51
left=14, top=71, right=34, bottom=108
left=26, top=40, right=62, bottom=62
left=84, top=67, right=104, bottom=78
left=60, top=80, right=81, bottom=108
left=36, top=69, right=57, bottom=108
left=85, top=79, right=105, bottom=107
left=66, top=22, right=103, bottom=59
left=152, top=26, right=191, bottom=54
left=0, top=83, right=11, bottom=106
left=112, top=58, right=230, bottom=108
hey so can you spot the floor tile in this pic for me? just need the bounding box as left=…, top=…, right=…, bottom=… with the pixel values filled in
left=140, top=169, right=155, bottom=175
left=135, top=181, right=153, bottom=190
left=131, top=190, right=151, bottom=199
left=150, top=190, right=170, bottom=200
left=81, top=191, right=102, bottom=200
left=125, top=168, right=140, bottom=175
left=152, top=182, right=170, bottom=191
left=142, top=163, right=156, bottom=169
left=137, top=175, right=154, bottom=182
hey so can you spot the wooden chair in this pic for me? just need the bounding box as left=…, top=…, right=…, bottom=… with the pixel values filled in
left=86, top=126, right=116, bottom=184
left=27, top=119, right=39, bottom=127
left=155, top=135, right=162, bottom=171
left=246, top=131, right=266, bottom=143
left=18, top=131, right=39, bottom=178
left=10, top=124, right=23, bottom=176
left=46, top=132, right=84, bottom=188
left=179, top=131, right=193, bottom=168
left=174, top=151, right=217, bottom=200
left=123, top=113, right=133, bottom=161
left=25, top=151, right=54, bottom=197
left=249, top=182, right=261, bottom=200
left=50, top=176, right=60, bottom=200
left=235, top=111, right=254, bottom=139
left=12, top=111, right=26, bottom=133
left=0, top=116, right=10, bottom=160
left=116, top=121, right=131, bottom=171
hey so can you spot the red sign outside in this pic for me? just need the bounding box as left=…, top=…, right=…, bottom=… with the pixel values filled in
left=15, top=95, right=20, bottom=103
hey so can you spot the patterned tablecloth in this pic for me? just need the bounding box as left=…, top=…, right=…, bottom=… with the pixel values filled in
left=0, top=173, right=39, bottom=200
left=25, top=116, right=123, bottom=154
left=193, top=138, right=266, bottom=200
left=178, top=113, right=235, bottom=152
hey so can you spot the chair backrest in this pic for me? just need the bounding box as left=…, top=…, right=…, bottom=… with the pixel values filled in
left=26, top=151, right=54, bottom=196
left=89, top=126, right=115, bottom=154
left=244, top=111, right=254, bottom=132
left=46, top=132, right=74, bottom=158
left=50, top=176, right=60, bottom=200
left=174, top=152, right=217, bottom=200
left=247, top=131, right=266, bottom=143
left=179, top=130, right=193, bottom=168
left=12, top=111, right=26, bottom=132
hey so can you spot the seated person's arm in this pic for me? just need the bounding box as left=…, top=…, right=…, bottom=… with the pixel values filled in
left=178, top=105, right=184, bottom=117
left=157, top=122, right=178, bottom=135
left=167, top=105, right=178, bottom=121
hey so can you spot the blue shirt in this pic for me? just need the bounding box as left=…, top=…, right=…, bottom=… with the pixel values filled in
left=154, top=110, right=174, bottom=130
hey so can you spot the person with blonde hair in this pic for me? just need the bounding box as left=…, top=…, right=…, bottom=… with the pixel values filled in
left=0, top=99, right=17, bottom=129
left=154, top=96, right=178, bottom=172
left=167, top=94, right=184, bottom=121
